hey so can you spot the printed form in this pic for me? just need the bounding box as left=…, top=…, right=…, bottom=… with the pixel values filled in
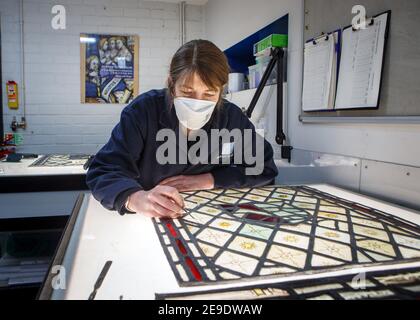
left=335, top=12, right=389, bottom=110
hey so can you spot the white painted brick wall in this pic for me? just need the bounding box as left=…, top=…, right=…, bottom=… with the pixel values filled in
left=1, top=0, right=205, bottom=154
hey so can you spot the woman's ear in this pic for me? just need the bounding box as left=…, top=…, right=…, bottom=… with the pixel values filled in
left=222, top=83, right=228, bottom=94
left=216, top=86, right=225, bottom=107
left=167, top=76, right=175, bottom=95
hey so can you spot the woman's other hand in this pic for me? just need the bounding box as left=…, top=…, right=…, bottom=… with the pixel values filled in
left=159, top=173, right=215, bottom=192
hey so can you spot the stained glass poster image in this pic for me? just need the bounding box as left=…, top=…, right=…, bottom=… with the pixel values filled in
left=80, top=34, right=139, bottom=104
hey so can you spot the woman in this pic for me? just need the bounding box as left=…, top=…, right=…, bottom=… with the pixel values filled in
left=115, top=37, right=133, bottom=66
left=87, top=40, right=278, bottom=219
left=108, top=37, right=119, bottom=62
left=99, top=38, right=112, bottom=65
left=86, top=55, right=100, bottom=86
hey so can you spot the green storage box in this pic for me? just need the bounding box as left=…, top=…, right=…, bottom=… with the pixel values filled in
left=253, top=34, right=288, bottom=56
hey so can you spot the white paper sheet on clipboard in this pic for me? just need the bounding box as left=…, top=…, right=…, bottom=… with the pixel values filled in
left=335, top=12, right=389, bottom=110
left=302, top=31, right=339, bottom=111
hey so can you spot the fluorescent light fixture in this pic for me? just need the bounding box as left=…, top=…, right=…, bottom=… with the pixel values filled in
left=80, top=37, right=96, bottom=43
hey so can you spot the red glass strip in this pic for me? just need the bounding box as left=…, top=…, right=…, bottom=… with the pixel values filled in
left=185, top=257, right=202, bottom=281
left=238, top=204, right=260, bottom=211
left=163, top=220, right=202, bottom=282
left=166, top=223, right=178, bottom=237
left=245, top=213, right=279, bottom=224
left=176, top=239, right=187, bottom=255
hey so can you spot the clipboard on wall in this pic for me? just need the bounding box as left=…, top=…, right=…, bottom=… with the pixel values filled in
left=302, top=30, right=341, bottom=112
left=334, top=10, right=391, bottom=111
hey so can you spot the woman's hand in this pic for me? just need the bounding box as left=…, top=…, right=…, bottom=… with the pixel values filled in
left=127, top=186, right=185, bottom=219
left=159, top=173, right=215, bottom=192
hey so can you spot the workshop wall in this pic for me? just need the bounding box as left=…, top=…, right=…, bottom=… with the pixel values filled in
left=0, top=0, right=204, bottom=154
left=205, top=0, right=303, bottom=158
left=205, top=0, right=420, bottom=208
left=205, top=0, right=420, bottom=168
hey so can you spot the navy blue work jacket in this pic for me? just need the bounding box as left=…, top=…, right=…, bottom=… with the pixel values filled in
left=86, top=89, right=278, bottom=214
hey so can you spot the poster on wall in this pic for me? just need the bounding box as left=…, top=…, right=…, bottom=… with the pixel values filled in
left=80, top=33, right=139, bottom=104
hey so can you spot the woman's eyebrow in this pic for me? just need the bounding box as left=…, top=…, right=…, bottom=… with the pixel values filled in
left=179, top=85, right=217, bottom=93
left=180, top=86, right=194, bottom=91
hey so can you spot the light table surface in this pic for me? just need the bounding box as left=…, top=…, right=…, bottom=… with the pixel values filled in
left=43, top=184, right=420, bottom=300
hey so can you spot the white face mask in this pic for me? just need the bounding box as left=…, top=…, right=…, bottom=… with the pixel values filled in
left=173, top=97, right=217, bottom=130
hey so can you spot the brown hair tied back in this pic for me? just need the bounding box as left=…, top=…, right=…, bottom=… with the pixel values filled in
left=167, top=40, right=230, bottom=106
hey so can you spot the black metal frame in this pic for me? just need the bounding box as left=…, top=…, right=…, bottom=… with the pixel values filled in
left=246, top=48, right=293, bottom=162
left=37, top=193, right=85, bottom=300
left=0, top=174, right=88, bottom=193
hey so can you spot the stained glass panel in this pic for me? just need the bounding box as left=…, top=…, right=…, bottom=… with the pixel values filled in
left=153, top=186, right=420, bottom=287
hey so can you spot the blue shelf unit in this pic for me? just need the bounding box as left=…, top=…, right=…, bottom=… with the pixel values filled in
left=223, top=14, right=289, bottom=75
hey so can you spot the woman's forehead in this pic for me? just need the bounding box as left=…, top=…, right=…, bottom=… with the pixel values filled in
left=178, top=72, right=217, bottom=92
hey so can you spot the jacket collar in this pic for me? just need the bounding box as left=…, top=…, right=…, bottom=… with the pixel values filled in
left=158, top=90, right=178, bottom=131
